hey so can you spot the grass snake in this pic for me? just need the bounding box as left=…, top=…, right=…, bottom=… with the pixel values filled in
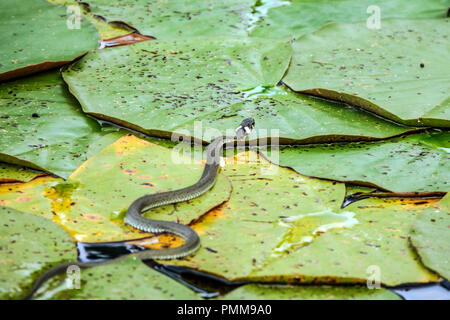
left=23, top=118, right=255, bottom=299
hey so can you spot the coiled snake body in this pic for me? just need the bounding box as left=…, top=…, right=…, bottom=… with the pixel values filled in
left=24, top=118, right=255, bottom=299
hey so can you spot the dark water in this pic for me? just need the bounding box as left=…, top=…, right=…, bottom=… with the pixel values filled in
left=76, top=241, right=450, bottom=300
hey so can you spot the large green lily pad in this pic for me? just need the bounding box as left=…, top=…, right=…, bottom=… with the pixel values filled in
left=251, top=0, right=449, bottom=39
left=37, top=256, right=200, bottom=300
left=0, top=0, right=99, bottom=81
left=62, top=39, right=416, bottom=143
left=62, top=37, right=292, bottom=141
left=265, top=131, right=450, bottom=192
left=80, top=0, right=254, bottom=38
left=166, top=153, right=439, bottom=286
left=0, top=135, right=231, bottom=242
left=410, top=193, right=450, bottom=280
left=0, top=70, right=122, bottom=179
left=220, top=284, right=401, bottom=300
left=283, top=18, right=450, bottom=127
left=0, top=206, right=76, bottom=300
left=171, top=86, right=416, bottom=144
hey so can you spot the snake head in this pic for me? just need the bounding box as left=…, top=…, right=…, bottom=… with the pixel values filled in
left=236, top=118, right=255, bottom=136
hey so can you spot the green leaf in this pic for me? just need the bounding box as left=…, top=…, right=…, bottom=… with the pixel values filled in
left=0, top=135, right=231, bottom=242
left=0, top=71, right=114, bottom=179
left=283, top=18, right=450, bottom=127
left=0, top=206, right=76, bottom=300
left=183, top=87, right=416, bottom=143
left=62, top=37, right=292, bottom=141
left=265, top=131, right=450, bottom=192
left=220, top=284, right=401, bottom=300
left=79, top=0, right=254, bottom=38
left=0, top=0, right=99, bottom=81
left=38, top=256, right=200, bottom=300
left=166, top=153, right=439, bottom=286
left=0, top=163, right=45, bottom=183
left=62, top=39, right=415, bottom=143
left=410, top=193, right=450, bottom=280
left=251, top=0, right=449, bottom=39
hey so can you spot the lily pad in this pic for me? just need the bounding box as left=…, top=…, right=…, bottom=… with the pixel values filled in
left=0, top=0, right=99, bottom=81
left=171, top=86, right=416, bottom=144
left=166, top=153, right=439, bottom=286
left=37, top=256, right=200, bottom=300
left=251, top=0, right=449, bottom=39
left=62, top=37, right=292, bottom=141
left=265, top=131, right=450, bottom=192
left=80, top=0, right=254, bottom=38
left=410, top=193, right=450, bottom=280
left=62, top=39, right=415, bottom=143
left=0, top=206, right=76, bottom=300
left=0, top=70, right=117, bottom=179
left=283, top=18, right=450, bottom=127
left=220, top=284, right=401, bottom=300
left=0, top=135, right=231, bottom=242
left=0, top=163, right=45, bottom=183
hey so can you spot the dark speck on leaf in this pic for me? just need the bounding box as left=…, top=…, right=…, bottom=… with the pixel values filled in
left=420, top=63, right=424, bottom=68
left=32, top=113, right=39, bottom=118
left=205, top=247, right=217, bottom=253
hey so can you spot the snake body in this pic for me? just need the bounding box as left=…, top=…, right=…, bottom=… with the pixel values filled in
left=24, top=118, right=255, bottom=299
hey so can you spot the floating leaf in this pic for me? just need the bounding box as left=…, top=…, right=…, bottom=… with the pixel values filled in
left=171, top=86, right=416, bottom=144
left=0, top=163, right=45, bottom=183
left=265, top=131, right=450, bottom=192
left=251, top=0, right=449, bottom=39
left=62, top=39, right=416, bottom=143
left=38, top=256, right=200, bottom=300
left=0, top=135, right=231, bottom=242
left=0, top=71, right=116, bottom=179
left=62, top=37, right=291, bottom=141
left=220, top=284, right=401, bottom=300
left=166, top=152, right=439, bottom=286
left=410, top=193, right=450, bottom=280
left=283, top=19, right=450, bottom=127
left=0, top=206, right=76, bottom=300
left=80, top=0, right=254, bottom=38
left=0, top=0, right=98, bottom=81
